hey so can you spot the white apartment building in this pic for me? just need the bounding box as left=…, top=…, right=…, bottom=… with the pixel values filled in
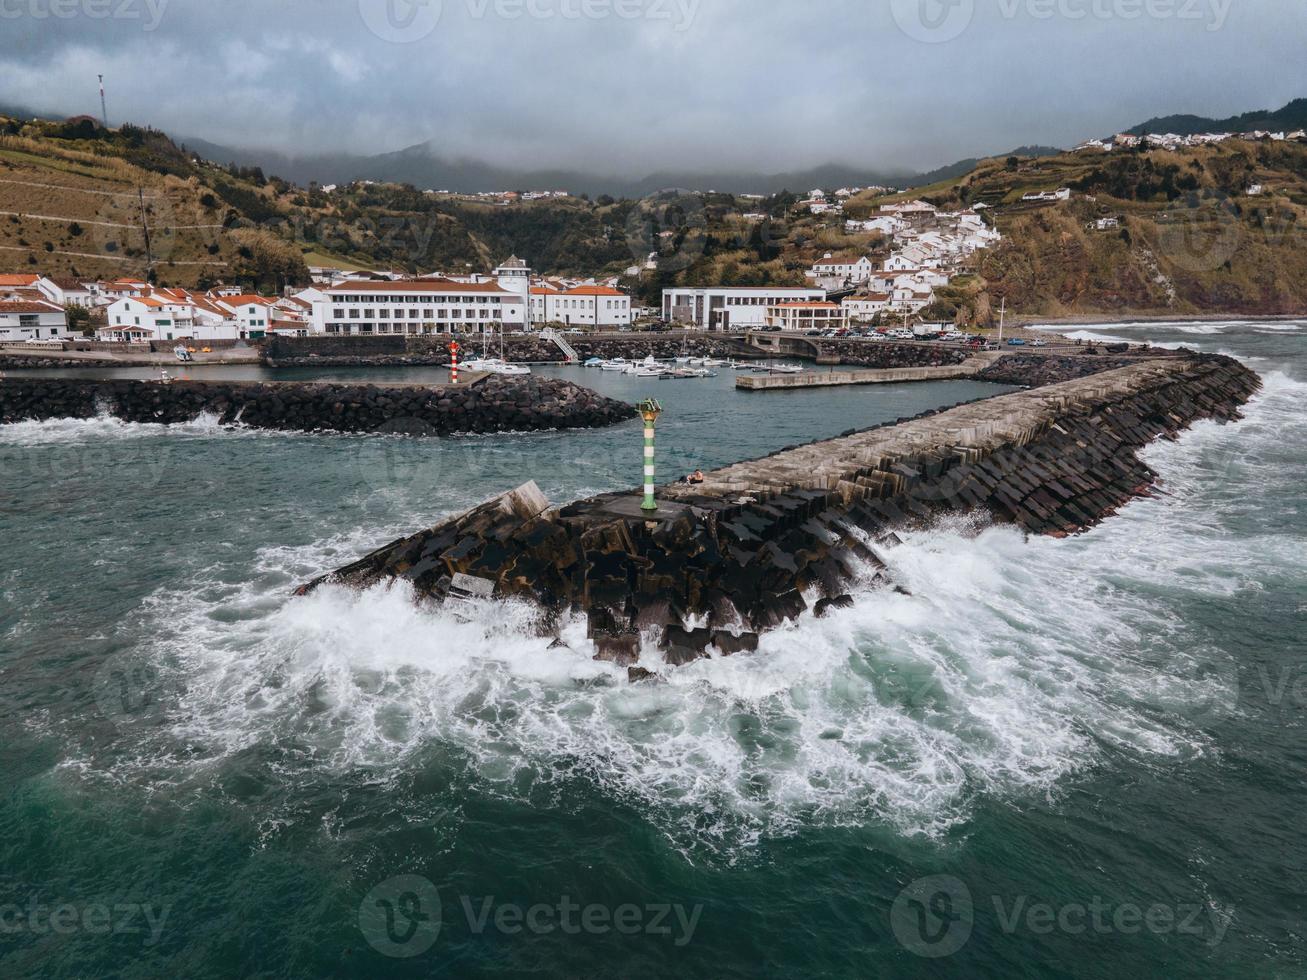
left=530, top=284, right=632, bottom=328
left=663, top=286, right=826, bottom=331
left=0, top=299, right=68, bottom=341
left=764, top=301, right=847, bottom=332
left=312, top=279, right=525, bottom=335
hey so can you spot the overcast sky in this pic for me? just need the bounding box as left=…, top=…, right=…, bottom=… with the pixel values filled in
left=2, top=0, right=1304, bottom=174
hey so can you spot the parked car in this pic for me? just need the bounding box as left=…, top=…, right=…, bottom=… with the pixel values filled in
left=1032, top=339, right=1048, bottom=347
left=1007, top=338, right=1027, bottom=346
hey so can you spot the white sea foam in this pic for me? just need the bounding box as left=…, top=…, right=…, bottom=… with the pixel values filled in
left=0, top=411, right=243, bottom=446
left=63, top=352, right=1303, bottom=856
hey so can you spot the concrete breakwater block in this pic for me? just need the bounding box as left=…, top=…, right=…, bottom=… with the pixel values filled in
left=298, top=353, right=1259, bottom=670
left=0, top=375, right=636, bottom=435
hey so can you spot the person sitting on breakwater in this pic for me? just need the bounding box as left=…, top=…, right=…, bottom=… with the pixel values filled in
left=688, top=469, right=705, bottom=484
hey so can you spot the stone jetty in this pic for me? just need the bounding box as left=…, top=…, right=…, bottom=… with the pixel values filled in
left=0, top=375, right=635, bottom=435
left=300, top=352, right=1260, bottom=673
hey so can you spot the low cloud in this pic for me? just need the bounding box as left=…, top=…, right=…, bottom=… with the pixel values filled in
left=0, top=0, right=1302, bottom=174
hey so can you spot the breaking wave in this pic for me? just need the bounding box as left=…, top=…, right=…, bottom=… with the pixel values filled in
left=69, top=368, right=1304, bottom=859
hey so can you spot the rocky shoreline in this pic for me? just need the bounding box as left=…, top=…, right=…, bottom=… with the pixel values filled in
left=0, top=375, right=635, bottom=435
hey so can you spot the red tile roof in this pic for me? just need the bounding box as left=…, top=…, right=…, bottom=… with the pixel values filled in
left=327, top=279, right=510, bottom=294
left=563, top=286, right=625, bottom=297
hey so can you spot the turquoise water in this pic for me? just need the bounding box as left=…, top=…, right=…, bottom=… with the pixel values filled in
left=0, top=326, right=1303, bottom=977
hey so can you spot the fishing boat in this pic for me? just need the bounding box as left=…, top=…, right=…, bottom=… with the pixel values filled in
left=600, top=358, right=629, bottom=371
left=701, top=357, right=726, bottom=368
left=770, top=363, right=804, bottom=374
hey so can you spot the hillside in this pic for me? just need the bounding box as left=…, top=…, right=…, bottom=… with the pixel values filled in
left=1126, top=98, right=1307, bottom=137
left=2, top=114, right=1305, bottom=319
left=936, top=139, right=1307, bottom=319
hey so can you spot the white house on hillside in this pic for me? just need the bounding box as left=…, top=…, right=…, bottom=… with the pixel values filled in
left=807, top=253, right=875, bottom=285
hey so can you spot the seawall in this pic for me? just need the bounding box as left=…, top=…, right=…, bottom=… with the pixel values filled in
left=0, top=375, right=636, bottom=435
left=301, top=352, right=1260, bottom=672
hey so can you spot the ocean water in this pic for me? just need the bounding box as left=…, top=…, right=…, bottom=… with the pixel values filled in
left=0, top=327, right=1303, bottom=978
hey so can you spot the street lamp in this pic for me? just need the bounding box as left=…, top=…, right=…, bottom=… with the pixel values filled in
left=637, top=398, right=663, bottom=512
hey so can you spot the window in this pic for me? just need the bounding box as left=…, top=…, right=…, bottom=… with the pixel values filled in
left=333, top=308, right=344, bottom=318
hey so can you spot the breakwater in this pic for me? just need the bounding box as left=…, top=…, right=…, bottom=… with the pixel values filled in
left=0, top=375, right=635, bottom=435
left=301, top=352, right=1260, bottom=673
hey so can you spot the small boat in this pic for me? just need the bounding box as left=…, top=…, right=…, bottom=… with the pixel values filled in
left=687, top=357, right=706, bottom=366
left=673, top=356, right=691, bottom=365
left=600, top=358, right=629, bottom=371
left=701, top=358, right=726, bottom=368
left=770, top=364, right=804, bottom=375
left=583, top=357, right=604, bottom=368
left=173, top=345, right=193, bottom=363
left=463, top=357, right=531, bottom=376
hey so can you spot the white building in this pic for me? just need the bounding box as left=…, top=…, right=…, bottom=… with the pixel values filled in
left=35, top=276, right=100, bottom=307
left=0, top=298, right=68, bottom=341
left=662, top=286, right=827, bottom=331
left=843, top=293, right=892, bottom=322
left=530, top=284, right=632, bottom=328
left=214, top=295, right=278, bottom=338
left=807, top=253, right=875, bottom=285
left=845, top=215, right=908, bottom=237
left=312, top=278, right=525, bottom=335
left=494, top=256, right=532, bottom=325
left=764, top=301, right=847, bottom=332
left=1021, top=188, right=1072, bottom=203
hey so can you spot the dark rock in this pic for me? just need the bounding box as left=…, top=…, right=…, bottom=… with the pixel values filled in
left=813, top=594, right=855, bottom=618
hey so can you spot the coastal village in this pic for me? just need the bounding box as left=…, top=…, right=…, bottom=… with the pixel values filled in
left=0, top=196, right=1004, bottom=345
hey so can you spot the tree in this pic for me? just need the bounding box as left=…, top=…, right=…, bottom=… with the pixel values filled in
left=64, top=303, right=92, bottom=336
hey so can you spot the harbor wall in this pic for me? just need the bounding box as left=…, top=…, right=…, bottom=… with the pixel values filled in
left=302, top=353, right=1260, bottom=673
left=0, top=375, right=636, bottom=435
